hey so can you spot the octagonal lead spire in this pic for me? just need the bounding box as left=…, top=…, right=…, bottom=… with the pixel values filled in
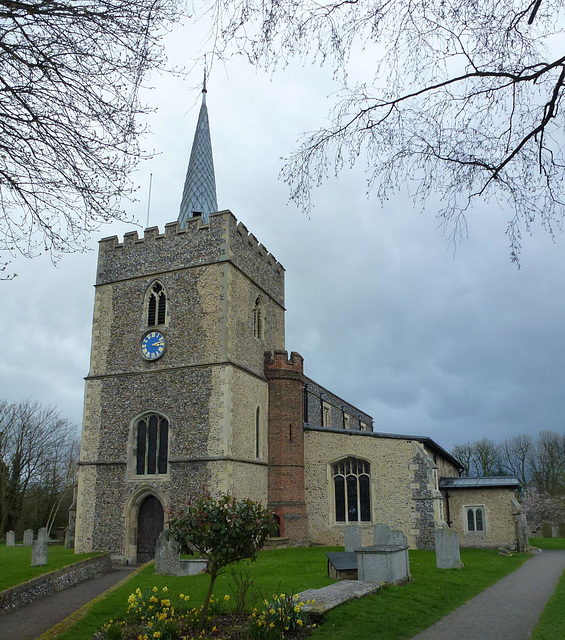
left=178, top=75, right=218, bottom=226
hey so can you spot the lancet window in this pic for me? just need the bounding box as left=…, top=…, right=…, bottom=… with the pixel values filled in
left=135, top=414, right=169, bottom=476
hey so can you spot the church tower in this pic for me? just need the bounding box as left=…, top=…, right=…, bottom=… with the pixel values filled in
left=74, top=85, right=286, bottom=563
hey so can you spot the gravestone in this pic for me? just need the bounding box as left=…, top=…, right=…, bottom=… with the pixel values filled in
left=559, top=523, right=565, bottom=538
left=6, top=530, right=15, bottom=547
left=551, top=525, right=559, bottom=538
left=154, top=530, right=181, bottom=576
left=344, top=526, right=362, bottom=552
left=373, top=523, right=407, bottom=547
left=23, top=529, right=33, bottom=546
left=515, top=513, right=529, bottom=552
left=31, top=538, right=48, bottom=566
left=435, top=525, right=463, bottom=569
left=37, top=527, right=48, bottom=543
left=541, top=522, right=553, bottom=538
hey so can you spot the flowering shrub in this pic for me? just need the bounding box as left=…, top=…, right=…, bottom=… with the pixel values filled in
left=168, top=492, right=276, bottom=634
left=94, top=588, right=312, bottom=640
left=246, top=594, right=312, bottom=639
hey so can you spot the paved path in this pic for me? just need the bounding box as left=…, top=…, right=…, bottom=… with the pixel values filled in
left=0, top=565, right=137, bottom=640
left=410, top=550, right=565, bottom=640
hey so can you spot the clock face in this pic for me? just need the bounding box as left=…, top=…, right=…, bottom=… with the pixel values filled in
left=141, top=331, right=166, bottom=360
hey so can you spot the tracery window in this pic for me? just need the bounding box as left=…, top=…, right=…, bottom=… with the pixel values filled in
left=333, top=457, right=371, bottom=523
left=465, top=506, right=485, bottom=532
left=253, top=296, right=264, bottom=340
left=147, top=282, right=167, bottom=327
left=135, top=414, right=169, bottom=476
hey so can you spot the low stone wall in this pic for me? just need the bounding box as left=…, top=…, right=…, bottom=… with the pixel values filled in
left=0, top=554, right=112, bottom=614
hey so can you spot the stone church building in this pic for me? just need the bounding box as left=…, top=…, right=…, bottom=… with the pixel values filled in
left=75, top=86, right=522, bottom=564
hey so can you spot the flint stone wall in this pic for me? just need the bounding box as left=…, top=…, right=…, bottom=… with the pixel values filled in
left=0, top=554, right=111, bottom=614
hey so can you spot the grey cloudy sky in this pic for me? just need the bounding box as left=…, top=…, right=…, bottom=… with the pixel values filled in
left=2, top=20, right=565, bottom=453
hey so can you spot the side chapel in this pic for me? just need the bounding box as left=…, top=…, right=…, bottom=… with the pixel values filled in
left=75, top=85, right=522, bottom=564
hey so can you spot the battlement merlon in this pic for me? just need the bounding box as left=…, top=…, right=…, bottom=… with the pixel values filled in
left=264, top=350, right=305, bottom=380
left=96, top=211, right=285, bottom=305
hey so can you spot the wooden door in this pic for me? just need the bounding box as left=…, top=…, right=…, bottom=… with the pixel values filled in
left=136, top=495, right=164, bottom=564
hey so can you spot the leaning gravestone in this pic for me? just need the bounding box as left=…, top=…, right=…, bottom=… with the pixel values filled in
left=37, top=527, right=48, bottom=543
left=541, top=522, right=553, bottom=538
left=154, top=530, right=181, bottom=576
left=6, top=530, right=15, bottom=547
left=23, top=529, right=33, bottom=546
left=344, top=526, right=362, bottom=552
left=435, top=525, right=463, bottom=569
left=515, top=513, right=529, bottom=552
left=31, top=538, right=48, bottom=566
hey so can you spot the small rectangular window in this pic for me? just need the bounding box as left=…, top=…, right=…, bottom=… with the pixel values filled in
left=322, top=402, right=331, bottom=428
left=465, top=506, right=486, bottom=533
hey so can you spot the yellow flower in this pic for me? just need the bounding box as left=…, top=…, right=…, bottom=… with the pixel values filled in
left=294, top=606, right=301, bottom=613
left=224, top=594, right=230, bottom=601
left=269, top=609, right=275, bottom=615
left=270, top=622, right=275, bottom=628
left=152, top=587, right=158, bottom=592
left=297, top=619, right=303, bottom=627
left=153, top=633, right=161, bottom=639
left=212, top=626, right=217, bottom=632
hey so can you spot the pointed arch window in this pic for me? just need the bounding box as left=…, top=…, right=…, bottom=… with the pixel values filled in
left=135, top=414, right=169, bottom=476
left=147, top=282, right=167, bottom=327
left=333, top=457, right=371, bottom=523
left=253, top=296, right=264, bottom=340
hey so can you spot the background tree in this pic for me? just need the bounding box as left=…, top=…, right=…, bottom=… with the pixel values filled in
left=0, top=0, right=178, bottom=275
left=168, top=491, right=276, bottom=635
left=205, top=0, right=565, bottom=262
left=500, top=434, right=535, bottom=489
left=529, top=430, right=565, bottom=495
left=0, top=399, right=76, bottom=537
left=451, top=438, right=503, bottom=477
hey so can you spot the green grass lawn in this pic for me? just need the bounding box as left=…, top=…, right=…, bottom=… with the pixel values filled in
left=54, top=546, right=530, bottom=640
left=529, top=537, right=565, bottom=550
left=529, top=538, right=565, bottom=640
left=311, top=549, right=529, bottom=640
left=0, top=544, right=101, bottom=591
left=531, top=563, right=565, bottom=640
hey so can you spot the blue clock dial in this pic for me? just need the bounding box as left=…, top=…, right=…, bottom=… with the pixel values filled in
left=141, top=331, right=165, bottom=360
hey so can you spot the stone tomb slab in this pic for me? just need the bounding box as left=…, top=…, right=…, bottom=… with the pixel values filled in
left=299, top=580, right=379, bottom=614
left=356, top=544, right=411, bottom=585
left=326, top=551, right=358, bottom=580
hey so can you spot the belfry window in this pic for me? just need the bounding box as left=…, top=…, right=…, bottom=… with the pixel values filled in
left=147, top=282, right=167, bottom=327
left=333, top=457, right=371, bottom=523
left=135, top=414, right=169, bottom=475
left=253, top=297, right=264, bottom=340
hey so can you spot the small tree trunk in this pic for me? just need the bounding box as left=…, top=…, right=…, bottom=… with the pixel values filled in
left=197, top=565, right=218, bottom=635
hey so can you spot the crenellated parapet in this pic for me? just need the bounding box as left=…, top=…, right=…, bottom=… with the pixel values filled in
left=96, top=211, right=285, bottom=305
left=264, top=350, right=304, bottom=381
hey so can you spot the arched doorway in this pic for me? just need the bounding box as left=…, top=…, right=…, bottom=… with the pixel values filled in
left=136, top=495, right=164, bottom=563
